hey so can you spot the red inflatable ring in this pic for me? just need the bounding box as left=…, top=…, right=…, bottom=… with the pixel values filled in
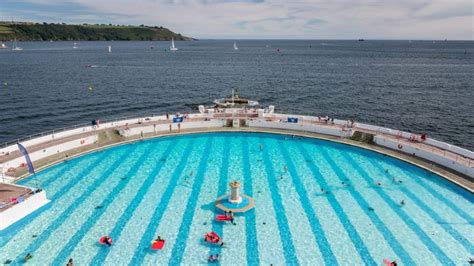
left=204, top=232, right=221, bottom=244
left=99, top=236, right=113, bottom=245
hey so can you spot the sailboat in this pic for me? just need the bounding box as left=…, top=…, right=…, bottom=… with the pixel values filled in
left=233, top=41, right=239, bottom=50
left=73, top=42, right=78, bottom=49
left=12, top=38, right=23, bottom=51
left=170, top=38, right=178, bottom=51
left=108, top=45, right=112, bottom=53
left=0, top=43, right=8, bottom=49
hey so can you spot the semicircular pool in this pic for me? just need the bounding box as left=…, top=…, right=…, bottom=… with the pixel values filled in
left=1, top=132, right=472, bottom=265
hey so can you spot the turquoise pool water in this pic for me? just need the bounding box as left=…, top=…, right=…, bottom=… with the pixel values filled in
left=0, top=132, right=472, bottom=265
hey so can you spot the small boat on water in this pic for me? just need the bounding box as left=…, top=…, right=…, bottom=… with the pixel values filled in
left=108, top=45, right=112, bottom=53
left=170, top=38, right=178, bottom=51
left=0, top=43, right=8, bottom=49
left=12, top=39, right=23, bottom=51
left=73, top=42, right=78, bottom=49
left=233, top=41, right=239, bottom=50
left=214, top=89, right=259, bottom=108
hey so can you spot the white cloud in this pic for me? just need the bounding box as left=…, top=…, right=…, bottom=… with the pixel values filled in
left=7, top=0, right=473, bottom=39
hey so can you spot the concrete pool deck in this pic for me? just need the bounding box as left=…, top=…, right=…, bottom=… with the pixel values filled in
left=0, top=111, right=472, bottom=193
left=1, top=126, right=472, bottom=193
left=0, top=183, right=33, bottom=211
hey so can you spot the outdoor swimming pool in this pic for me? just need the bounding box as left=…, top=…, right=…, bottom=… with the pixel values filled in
left=0, top=132, right=472, bottom=265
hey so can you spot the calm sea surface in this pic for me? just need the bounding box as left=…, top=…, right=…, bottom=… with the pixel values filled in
left=0, top=40, right=473, bottom=149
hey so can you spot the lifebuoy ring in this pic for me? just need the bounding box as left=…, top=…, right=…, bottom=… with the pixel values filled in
left=80, top=140, right=85, bottom=145
left=397, top=144, right=403, bottom=149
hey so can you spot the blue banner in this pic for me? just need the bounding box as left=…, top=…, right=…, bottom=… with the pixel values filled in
left=287, top=117, right=299, bottom=123
left=17, top=143, right=35, bottom=174
left=173, top=117, right=184, bottom=123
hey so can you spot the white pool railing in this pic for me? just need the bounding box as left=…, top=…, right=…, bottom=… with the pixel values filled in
left=1, top=110, right=472, bottom=180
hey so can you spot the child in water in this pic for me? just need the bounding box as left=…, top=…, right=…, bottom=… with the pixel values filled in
left=24, top=253, right=33, bottom=262
left=104, top=236, right=112, bottom=247
left=208, top=254, right=219, bottom=262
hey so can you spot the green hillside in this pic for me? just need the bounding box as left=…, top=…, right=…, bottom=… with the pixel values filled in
left=0, top=22, right=193, bottom=41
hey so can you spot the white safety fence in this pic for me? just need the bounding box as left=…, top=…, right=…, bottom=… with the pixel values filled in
left=1, top=112, right=472, bottom=179
left=1, top=135, right=98, bottom=178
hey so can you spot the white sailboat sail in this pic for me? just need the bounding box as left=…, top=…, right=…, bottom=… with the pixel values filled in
left=12, top=38, right=23, bottom=51
left=170, top=38, right=178, bottom=51
left=73, top=42, right=78, bottom=49
left=108, top=45, right=112, bottom=53
left=233, top=41, right=238, bottom=50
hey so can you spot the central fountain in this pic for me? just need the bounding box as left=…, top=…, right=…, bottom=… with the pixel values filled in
left=215, top=181, right=255, bottom=213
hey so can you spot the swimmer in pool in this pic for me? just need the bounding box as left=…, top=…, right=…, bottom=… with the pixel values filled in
left=104, top=236, right=112, bottom=247
left=24, top=253, right=33, bottom=262
left=208, top=254, right=219, bottom=262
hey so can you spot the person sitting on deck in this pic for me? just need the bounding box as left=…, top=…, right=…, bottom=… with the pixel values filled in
left=421, top=133, right=427, bottom=141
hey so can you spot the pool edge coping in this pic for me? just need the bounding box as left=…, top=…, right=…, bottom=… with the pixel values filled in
left=13, top=127, right=474, bottom=194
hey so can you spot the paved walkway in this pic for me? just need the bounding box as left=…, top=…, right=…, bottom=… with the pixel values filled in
left=0, top=183, right=33, bottom=212
left=1, top=116, right=472, bottom=192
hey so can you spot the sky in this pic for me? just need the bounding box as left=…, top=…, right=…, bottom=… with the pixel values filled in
left=1, top=0, right=473, bottom=40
